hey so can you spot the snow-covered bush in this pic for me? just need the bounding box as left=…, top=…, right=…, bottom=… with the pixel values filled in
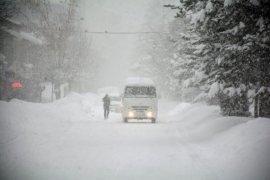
left=219, top=91, right=250, bottom=117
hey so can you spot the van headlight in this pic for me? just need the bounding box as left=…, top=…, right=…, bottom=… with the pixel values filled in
left=128, top=111, right=134, bottom=117
left=146, top=111, right=153, bottom=118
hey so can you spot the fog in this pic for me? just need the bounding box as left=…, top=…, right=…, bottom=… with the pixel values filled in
left=78, top=0, right=174, bottom=89
left=0, top=0, right=178, bottom=99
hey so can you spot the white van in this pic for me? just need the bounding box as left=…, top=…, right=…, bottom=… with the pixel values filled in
left=122, top=77, right=158, bottom=123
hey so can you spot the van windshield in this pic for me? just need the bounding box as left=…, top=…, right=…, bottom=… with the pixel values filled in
left=124, top=86, right=156, bottom=98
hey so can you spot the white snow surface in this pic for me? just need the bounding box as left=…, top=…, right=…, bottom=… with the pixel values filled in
left=224, top=0, right=235, bottom=7
left=0, top=92, right=270, bottom=180
left=205, top=1, right=213, bottom=13
left=208, top=82, right=220, bottom=98
left=190, top=9, right=206, bottom=25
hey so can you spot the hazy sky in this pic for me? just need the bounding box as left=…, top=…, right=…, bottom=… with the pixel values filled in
left=78, top=0, right=177, bottom=90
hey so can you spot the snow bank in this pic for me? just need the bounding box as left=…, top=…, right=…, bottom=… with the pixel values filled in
left=0, top=92, right=100, bottom=144
left=206, top=117, right=270, bottom=179
left=168, top=102, right=191, bottom=116
left=0, top=92, right=104, bottom=180
left=169, top=102, right=270, bottom=142
left=169, top=102, right=270, bottom=179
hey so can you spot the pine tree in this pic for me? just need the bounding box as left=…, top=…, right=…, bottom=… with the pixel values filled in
left=168, top=0, right=270, bottom=116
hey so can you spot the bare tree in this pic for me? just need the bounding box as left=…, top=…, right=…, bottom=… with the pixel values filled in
left=16, top=0, right=99, bottom=101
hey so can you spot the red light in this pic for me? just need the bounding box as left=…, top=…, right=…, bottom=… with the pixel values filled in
left=12, top=82, right=23, bottom=89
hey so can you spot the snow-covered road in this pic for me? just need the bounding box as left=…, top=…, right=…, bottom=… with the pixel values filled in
left=0, top=93, right=270, bottom=180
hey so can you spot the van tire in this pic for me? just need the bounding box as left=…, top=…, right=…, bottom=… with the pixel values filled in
left=151, top=118, right=156, bottom=123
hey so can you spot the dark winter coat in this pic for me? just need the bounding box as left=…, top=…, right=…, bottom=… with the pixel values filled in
left=103, top=95, right=110, bottom=108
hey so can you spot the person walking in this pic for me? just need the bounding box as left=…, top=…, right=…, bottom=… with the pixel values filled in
left=102, top=94, right=110, bottom=119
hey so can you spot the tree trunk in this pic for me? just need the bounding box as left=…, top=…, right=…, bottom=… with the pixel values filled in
left=259, top=91, right=270, bottom=118
left=254, top=95, right=258, bottom=118
left=51, top=79, right=54, bottom=102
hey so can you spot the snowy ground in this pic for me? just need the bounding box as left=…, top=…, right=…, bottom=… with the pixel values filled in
left=0, top=93, right=270, bottom=180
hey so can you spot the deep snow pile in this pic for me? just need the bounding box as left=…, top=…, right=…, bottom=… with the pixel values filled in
left=0, top=92, right=99, bottom=146
left=0, top=92, right=102, bottom=179
left=169, top=103, right=270, bottom=179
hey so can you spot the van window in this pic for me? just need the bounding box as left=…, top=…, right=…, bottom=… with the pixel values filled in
left=124, top=86, right=156, bottom=98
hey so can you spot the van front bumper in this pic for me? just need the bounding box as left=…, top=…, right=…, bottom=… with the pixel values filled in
left=123, top=110, right=156, bottom=119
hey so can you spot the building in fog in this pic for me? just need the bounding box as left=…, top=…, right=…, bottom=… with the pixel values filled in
left=0, top=17, right=44, bottom=101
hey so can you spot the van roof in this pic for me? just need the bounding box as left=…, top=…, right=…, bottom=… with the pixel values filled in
left=125, top=77, right=155, bottom=86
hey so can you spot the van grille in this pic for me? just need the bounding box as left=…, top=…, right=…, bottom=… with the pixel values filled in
left=131, top=106, right=149, bottom=110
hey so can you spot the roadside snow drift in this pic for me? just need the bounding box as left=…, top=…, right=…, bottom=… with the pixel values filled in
left=0, top=93, right=270, bottom=180
left=169, top=103, right=270, bottom=180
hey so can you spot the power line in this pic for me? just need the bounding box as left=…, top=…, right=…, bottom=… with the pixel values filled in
left=28, top=26, right=169, bottom=35
left=83, top=30, right=168, bottom=35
